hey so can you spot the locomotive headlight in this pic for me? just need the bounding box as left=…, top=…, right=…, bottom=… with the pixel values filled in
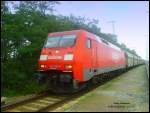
left=64, top=54, right=73, bottom=60
left=65, top=65, right=72, bottom=69
left=40, top=65, right=45, bottom=68
left=40, top=55, right=48, bottom=61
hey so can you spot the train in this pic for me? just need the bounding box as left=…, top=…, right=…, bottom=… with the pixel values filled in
left=37, top=29, right=144, bottom=93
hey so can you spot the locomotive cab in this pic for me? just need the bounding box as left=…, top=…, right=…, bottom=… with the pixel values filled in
left=38, top=32, right=80, bottom=92
left=39, top=34, right=76, bottom=71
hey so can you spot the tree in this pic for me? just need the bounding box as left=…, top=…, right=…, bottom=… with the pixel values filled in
left=131, top=49, right=137, bottom=55
left=1, top=1, right=9, bottom=16
left=37, top=1, right=60, bottom=16
left=120, top=43, right=127, bottom=50
left=13, top=1, right=60, bottom=16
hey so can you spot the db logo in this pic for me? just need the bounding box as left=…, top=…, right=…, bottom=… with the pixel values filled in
left=55, top=50, right=59, bottom=53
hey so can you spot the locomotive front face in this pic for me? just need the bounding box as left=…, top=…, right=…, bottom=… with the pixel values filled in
left=38, top=34, right=77, bottom=72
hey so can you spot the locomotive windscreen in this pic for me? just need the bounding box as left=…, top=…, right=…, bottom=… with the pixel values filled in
left=44, top=34, right=76, bottom=48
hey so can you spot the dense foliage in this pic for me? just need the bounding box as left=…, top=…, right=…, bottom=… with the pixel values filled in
left=1, top=1, right=138, bottom=96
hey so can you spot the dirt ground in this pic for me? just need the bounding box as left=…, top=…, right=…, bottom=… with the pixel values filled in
left=53, top=65, right=149, bottom=112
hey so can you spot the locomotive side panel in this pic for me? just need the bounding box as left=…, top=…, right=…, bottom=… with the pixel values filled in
left=81, top=33, right=96, bottom=81
left=73, top=31, right=98, bottom=82
left=72, top=31, right=85, bottom=82
left=82, top=32, right=126, bottom=81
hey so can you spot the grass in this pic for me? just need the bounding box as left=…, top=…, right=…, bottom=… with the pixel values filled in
left=1, top=81, right=47, bottom=97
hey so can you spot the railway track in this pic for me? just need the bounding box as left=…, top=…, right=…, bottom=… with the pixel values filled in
left=1, top=82, right=106, bottom=112
left=1, top=69, right=128, bottom=112
left=1, top=92, right=68, bottom=112
left=1, top=83, right=112, bottom=112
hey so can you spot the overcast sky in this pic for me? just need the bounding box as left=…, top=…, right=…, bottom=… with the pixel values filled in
left=54, top=1, right=149, bottom=60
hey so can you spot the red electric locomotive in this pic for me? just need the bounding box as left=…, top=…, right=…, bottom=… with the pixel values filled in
left=38, top=29, right=127, bottom=92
